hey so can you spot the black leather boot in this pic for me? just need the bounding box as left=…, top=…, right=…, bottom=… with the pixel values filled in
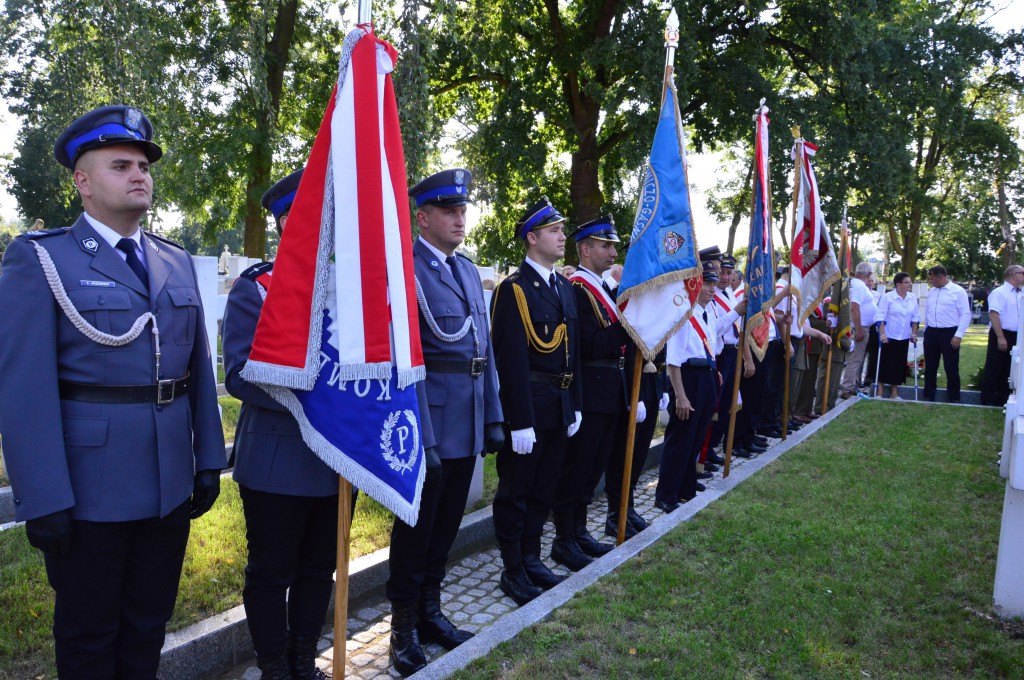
left=256, top=650, right=292, bottom=680
left=417, top=586, right=473, bottom=650
left=499, top=563, right=543, bottom=605
left=604, top=511, right=638, bottom=539
left=626, top=507, right=651, bottom=531
left=574, top=504, right=613, bottom=557
left=287, top=633, right=327, bottom=680
left=521, top=534, right=565, bottom=589
left=550, top=511, right=593, bottom=571
left=389, top=602, right=427, bottom=676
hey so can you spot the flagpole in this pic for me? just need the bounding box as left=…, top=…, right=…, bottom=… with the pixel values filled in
left=617, top=6, right=680, bottom=542
left=781, top=129, right=803, bottom=441
left=723, top=318, right=745, bottom=478
left=821, top=223, right=847, bottom=414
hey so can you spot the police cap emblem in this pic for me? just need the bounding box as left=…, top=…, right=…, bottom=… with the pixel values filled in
left=454, top=169, right=465, bottom=186
left=124, top=107, right=143, bottom=132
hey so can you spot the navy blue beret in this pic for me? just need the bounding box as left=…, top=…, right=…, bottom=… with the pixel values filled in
left=261, top=169, right=304, bottom=218
left=516, top=196, right=565, bottom=240
left=54, top=105, right=162, bottom=169
left=409, top=168, right=472, bottom=207
left=571, top=215, right=620, bottom=243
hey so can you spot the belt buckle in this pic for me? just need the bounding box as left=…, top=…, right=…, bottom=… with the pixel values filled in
left=470, top=357, right=486, bottom=377
left=157, top=379, right=176, bottom=405
left=558, top=373, right=573, bottom=389
left=618, top=357, right=625, bottom=370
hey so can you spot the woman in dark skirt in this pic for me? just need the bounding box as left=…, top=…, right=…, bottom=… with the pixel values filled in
left=876, top=272, right=920, bottom=399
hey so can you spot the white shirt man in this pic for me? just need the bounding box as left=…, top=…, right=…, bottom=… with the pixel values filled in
left=922, top=265, right=971, bottom=402
left=980, top=265, right=1024, bottom=405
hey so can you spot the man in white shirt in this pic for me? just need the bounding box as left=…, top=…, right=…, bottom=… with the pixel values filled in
left=841, top=262, right=878, bottom=397
left=981, top=265, right=1024, bottom=405
left=923, top=265, right=972, bottom=402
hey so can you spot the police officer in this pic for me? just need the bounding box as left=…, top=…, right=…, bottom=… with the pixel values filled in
left=385, top=169, right=505, bottom=676
left=490, top=197, right=583, bottom=605
left=550, top=217, right=625, bottom=570
left=0, top=105, right=225, bottom=680
left=222, top=169, right=340, bottom=680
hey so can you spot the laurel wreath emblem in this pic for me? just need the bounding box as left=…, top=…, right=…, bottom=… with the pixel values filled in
left=380, top=409, right=420, bottom=474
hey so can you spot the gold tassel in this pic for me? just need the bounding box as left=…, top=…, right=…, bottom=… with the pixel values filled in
left=643, top=360, right=657, bottom=374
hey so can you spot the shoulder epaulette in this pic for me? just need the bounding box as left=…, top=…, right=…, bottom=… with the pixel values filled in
left=240, top=261, right=273, bottom=280
left=17, top=227, right=69, bottom=241
left=146, top=232, right=185, bottom=250
left=505, top=269, right=522, bottom=283
left=454, top=250, right=476, bottom=265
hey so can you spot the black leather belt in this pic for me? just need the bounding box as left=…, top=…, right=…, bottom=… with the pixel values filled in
left=723, top=343, right=739, bottom=349
left=425, top=357, right=487, bottom=377
left=583, top=358, right=624, bottom=369
left=683, top=358, right=715, bottom=370
left=530, top=370, right=574, bottom=389
left=59, top=373, right=191, bottom=405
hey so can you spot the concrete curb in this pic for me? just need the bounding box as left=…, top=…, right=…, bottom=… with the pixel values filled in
left=410, top=396, right=859, bottom=679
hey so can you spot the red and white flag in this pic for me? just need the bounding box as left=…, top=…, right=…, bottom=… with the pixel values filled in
left=789, top=140, right=840, bottom=326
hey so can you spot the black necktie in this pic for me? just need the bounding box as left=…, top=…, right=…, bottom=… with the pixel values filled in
left=702, top=310, right=708, bottom=324
left=445, top=256, right=466, bottom=297
left=116, top=237, right=148, bottom=291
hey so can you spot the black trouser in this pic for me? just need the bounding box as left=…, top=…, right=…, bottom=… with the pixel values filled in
left=923, top=326, right=960, bottom=401
left=981, top=328, right=1017, bottom=406
left=44, top=501, right=191, bottom=680
left=708, top=345, right=738, bottom=451
left=760, top=339, right=785, bottom=427
left=554, top=410, right=621, bottom=513
left=239, top=487, right=339, bottom=657
left=736, top=346, right=769, bottom=446
left=605, top=397, right=658, bottom=511
left=657, top=366, right=717, bottom=504
left=866, top=325, right=880, bottom=387
left=492, top=425, right=567, bottom=567
left=387, top=455, right=476, bottom=604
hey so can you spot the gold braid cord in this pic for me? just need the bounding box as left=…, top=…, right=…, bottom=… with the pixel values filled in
left=574, top=281, right=609, bottom=329
left=511, top=282, right=567, bottom=363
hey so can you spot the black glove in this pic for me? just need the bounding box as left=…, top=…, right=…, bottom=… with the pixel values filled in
left=26, top=509, right=72, bottom=556
left=425, top=445, right=441, bottom=473
left=483, top=423, right=506, bottom=455
left=190, top=470, right=221, bottom=519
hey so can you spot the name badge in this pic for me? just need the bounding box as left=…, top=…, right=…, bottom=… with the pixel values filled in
left=80, top=280, right=116, bottom=288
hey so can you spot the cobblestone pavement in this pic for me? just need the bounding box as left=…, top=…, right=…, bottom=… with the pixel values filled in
left=216, top=438, right=774, bottom=680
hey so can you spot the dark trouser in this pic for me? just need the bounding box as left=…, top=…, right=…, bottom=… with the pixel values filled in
left=981, top=328, right=1017, bottom=406
left=605, top=397, right=658, bottom=511
left=387, top=455, right=476, bottom=604
left=760, top=339, right=785, bottom=427
left=736, top=346, right=769, bottom=446
left=866, top=325, right=880, bottom=388
left=44, top=501, right=191, bottom=680
left=492, top=426, right=567, bottom=567
left=657, top=366, right=717, bottom=504
left=554, top=410, right=621, bottom=513
left=239, top=487, right=339, bottom=657
left=708, top=345, right=738, bottom=450
left=923, top=327, right=960, bottom=402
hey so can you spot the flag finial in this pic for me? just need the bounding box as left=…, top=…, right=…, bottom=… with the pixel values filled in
left=791, top=125, right=801, bottom=140
left=665, top=9, right=679, bottom=47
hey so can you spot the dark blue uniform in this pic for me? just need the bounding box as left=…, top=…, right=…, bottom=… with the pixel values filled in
left=0, top=216, right=225, bottom=679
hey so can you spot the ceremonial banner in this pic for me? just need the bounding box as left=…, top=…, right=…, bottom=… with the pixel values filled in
left=790, top=140, right=840, bottom=325
left=743, top=104, right=776, bottom=361
left=617, top=77, right=702, bottom=359
left=241, top=27, right=427, bottom=525
left=828, top=212, right=852, bottom=350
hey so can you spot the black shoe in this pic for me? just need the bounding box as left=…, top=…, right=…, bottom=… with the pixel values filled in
left=733, top=447, right=752, bottom=459
left=390, top=603, right=427, bottom=676
left=605, top=512, right=638, bottom=539
left=499, top=565, right=543, bottom=605
left=745, top=442, right=767, bottom=453
left=417, top=587, right=473, bottom=650
left=655, top=499, right=680, bottom=513
left=626, top=508, right=650, bottom=531
left=522, top=553, right=566, bottom=589
left=256, top=652, right=292, bottom=680
left=707, top=452, right=725, bottom=465
left=753, top=435, right=769, bottom=446
left=288, top=633, right=328, bottom=680
left=756, top=428, right=780, bottom=438
left=787, top=420, right=803, bottom=430
left=697, top=471, right=713, bottom=480
left=695, top=481, right=706, bottom=492
left=551, top=512, right=594, bottom=571
left=574, top=505, right=613, bottom=557
left=704, top=462, right=720, bottom=472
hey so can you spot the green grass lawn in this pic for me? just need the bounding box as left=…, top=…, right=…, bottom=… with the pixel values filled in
left=455, top=401, right=1021, bottom=679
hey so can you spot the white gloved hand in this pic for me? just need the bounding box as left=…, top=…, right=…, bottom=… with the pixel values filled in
left=826, top=313, right=837, bottom=328
left=635, top=401, right=647, bottom=423
left=567, top=411, right=583, bottom=437
left=659, top=393, right=670, bottom=411
left=510, top=427, right=536, bottom=455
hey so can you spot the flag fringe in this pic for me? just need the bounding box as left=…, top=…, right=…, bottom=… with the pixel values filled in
left=797, top=269, right=841, bottom=326
left=617, top=265, right=703, bottom=302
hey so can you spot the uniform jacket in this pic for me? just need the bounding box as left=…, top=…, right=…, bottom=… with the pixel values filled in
left=571, top=276, right=629, bottom=414
left=223, top=263, right=339, bottom=496
left=490, top=261, right=583, bottom=431
left=413, top=239, right=502, bottom=460
left=0, top=215, right=225, bottom=522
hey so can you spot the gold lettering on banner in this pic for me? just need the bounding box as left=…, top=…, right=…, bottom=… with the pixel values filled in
left=673, top=294, right=685, bottom=306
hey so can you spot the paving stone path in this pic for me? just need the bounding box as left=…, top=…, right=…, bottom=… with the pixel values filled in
left=216, top=440, right=770, bottom=680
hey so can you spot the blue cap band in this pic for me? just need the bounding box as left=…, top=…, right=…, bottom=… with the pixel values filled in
left=519, top=204, right=559, bottom=238
left=573, top=222, right=615, bottom=241
left=270, top=190, right=298, bottom=217
left=414, top=184, right=467, bottom=207
left=65, top=123, right=144, bottom=164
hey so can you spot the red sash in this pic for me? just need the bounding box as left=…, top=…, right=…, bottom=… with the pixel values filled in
left=256, top=271, right=273, bottom=291
left=570, top=273, right=618, bottom=322
left=714, top=292, right=731, bottom=312
left=689, top=314, right=714, bottom=358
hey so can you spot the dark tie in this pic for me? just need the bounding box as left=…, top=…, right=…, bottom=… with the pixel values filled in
left=603, top=281, right=615, bottom=298
left=445, top=256, right=466, bottom=297
left=702, top=310, right=708, bottom=324
left=116, top=237, right=149, bottom=291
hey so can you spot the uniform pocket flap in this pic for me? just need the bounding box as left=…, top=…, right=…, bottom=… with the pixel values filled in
left=62, top=417, right=108, bottom=447
left=167, top=287, right=200, bottom=307
left=67, top=289, right=132, bottom=311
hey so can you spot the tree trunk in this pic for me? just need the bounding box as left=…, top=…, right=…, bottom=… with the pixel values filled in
left=996, top=168, right=1017, bottom=266
left=903, top=202, right=922, bottom=276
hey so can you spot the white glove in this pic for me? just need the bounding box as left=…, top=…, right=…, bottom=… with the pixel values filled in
left=567, top=411, right=583, bottom=437
left=659, top=393, right=670, bottom=411
left=511, top=427, right=536, bottom=455
left=635, top=401, right=647, bottom=423
left=826, top=313, right=837, bottom=328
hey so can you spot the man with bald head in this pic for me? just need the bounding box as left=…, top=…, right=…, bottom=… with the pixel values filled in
left=981, top=264, right=1024, bottom=406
